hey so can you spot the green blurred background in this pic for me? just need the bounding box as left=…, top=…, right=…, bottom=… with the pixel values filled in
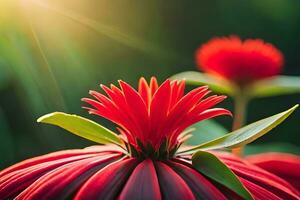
left=1, top=0, right=300, bottom=168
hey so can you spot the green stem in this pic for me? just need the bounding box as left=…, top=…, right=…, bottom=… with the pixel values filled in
left=232, top=91, right=248, bottom=156
left=232, top=95, right=248, bottom=130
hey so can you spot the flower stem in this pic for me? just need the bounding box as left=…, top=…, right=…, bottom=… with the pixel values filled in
left=232, top=92, right=248, bottom=157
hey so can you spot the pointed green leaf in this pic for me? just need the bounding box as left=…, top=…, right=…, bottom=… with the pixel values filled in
left=170, top=71, right=234, bottom=95
left=251, top=75, right=300, bottom=98
left=185, top=120, right=228, bottom=145
left=37, top=112, right=123, bottom=146
left=192, top=150, right=253, bottom=200
left=180, top=105, right=298, bottom=154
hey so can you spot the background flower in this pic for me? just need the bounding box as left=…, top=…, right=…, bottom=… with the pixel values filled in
left=195, top=36, right=283, bottom=86
left=172, top=35, right=300, bottom=157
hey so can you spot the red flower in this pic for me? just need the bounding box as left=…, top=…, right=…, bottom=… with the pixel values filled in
left=0, top=78, right=299, bottom=199
left=247, top=153, right=300, bottom=192
left=82, top=77, right=230, bottom=153
left=196, top=36, right=284, bottom=85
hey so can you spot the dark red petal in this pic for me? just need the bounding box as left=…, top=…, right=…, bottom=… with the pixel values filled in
left=216, top=151, right=300, bottom=195
left=240, top=178, right=281, bottom=200
left=119, top=159, right=161, bottom=200
left=178, top=152, right=300, bottom=199
left=0, top=153, right=106, bottom=199
left=0, top=148, right=109, bottom=177
left=75, top=158, right=139, bottom=200
left=228, top=161, right=300, bottom=199
left=15, top=154, right=120, bottom=200
left=154, top=161, right=195, bottom=200
left=167, top=160, right=227, bottom=200
left=247, top=153, right=300, bottom=192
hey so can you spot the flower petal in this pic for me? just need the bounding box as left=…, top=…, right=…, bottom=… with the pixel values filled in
left=247, top=153, right=300, bottom=192
left=240, top=178, right=281, bottom=200
left=154, top=161, right=195, bottom=200
left=149, top=80, right=171, bottom=147
left=226, top=159, right=300, bottom=199
left=0, top=148, right=106, bottom=177
left=167, top=160, right=227, bottom=200
left=15, top=154, right=120, bottom=199
left=119, top=159, right=161, bottom=200
left=75, top=158, right=139, bottom=200
left=119, top=80, right=149, bottom=141
left=0, top=150, right=110, bottom=199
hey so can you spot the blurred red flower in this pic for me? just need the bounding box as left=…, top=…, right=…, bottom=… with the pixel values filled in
left=196, top=36, right=284, bottom=85
left=0, top=78, right=299, bottom=199
left=247, top=152, right=300, bottom=192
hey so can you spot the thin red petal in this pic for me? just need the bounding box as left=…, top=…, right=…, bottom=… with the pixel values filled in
left=154, top=161, right=195, bottom=200
left=0, top=148, right=110, bottom=177
left=226, top=160, right=299, bottom=199
left=170, top=108, right=231, bottom=144
left=149, top=80, right=171, bottom=147
left=15, top=154, right=120, bottom=200
left=149, top=77, right=159, bottom=97
left=240, top=177, right=281, bottom=200
left=190, top=95, right=228, bottom=115
left=0, top=153, right=108, bottom=199
left=167, top=160, right=227, bottom=200
left=138, top=77, right=151, bottom=108
left=247, top=153, right=300, bottom=192
left=119, top=159, right=161, bottom=200
left=75, top=158, right=139, bottom=200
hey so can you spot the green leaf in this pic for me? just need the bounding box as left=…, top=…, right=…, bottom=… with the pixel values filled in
left=179, top=105, right=298, bottom=154
left=250, top=75, right=300, bottom=98
left=192, top=150, right=253, bottom=200
left=37, top=112, right=123, bottom=146
left=171, top=73, right=300, bottom=99
left=170, top=71, right=234, bottom=95
left=185, top=120, right=227, bottom=145
left=244, top=143, right=300, bottom=156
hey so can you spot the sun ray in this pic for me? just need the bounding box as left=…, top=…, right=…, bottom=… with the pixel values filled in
left=30, top=0, right=184, bottom=61
left=28, top=20, right=67, bottom=109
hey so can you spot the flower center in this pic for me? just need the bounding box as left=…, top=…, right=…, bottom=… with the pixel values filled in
left=126, top=138, right=179, bottom=160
